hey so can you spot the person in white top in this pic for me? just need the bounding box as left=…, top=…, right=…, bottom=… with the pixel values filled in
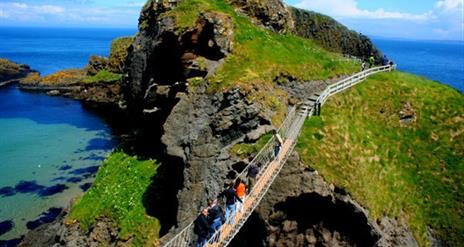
left=274, top=132, right=283, bottom=160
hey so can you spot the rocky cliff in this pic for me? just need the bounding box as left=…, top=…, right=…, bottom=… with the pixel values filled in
left=0, top=58, right=35, bottom=87
left=20, top=0, right=418, bottom=246
left=290, top=7, right=382, bottom=61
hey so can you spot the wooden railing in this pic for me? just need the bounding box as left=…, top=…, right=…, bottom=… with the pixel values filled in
left=160, top=65, right=396, bottom=247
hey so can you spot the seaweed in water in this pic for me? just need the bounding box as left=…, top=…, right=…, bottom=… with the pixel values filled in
left=58, top=165, right=73, bottom=171
left=0, top=236, right=24, bottom=247
left=0, top=220, right=14, bottom=236
left=37, top=184, right=69, bottom=197
left=66, top=177, right=83, bottom=183
left=0, top=187, right=15, bottom=197
left=25, top=207, right=62, bottom=230
left=69, top=166, right=99, bottom=176
left=85, top=138, right=114, bottom=151
left=79, top=182, right=92, bottom=192
left=14, top=181, right=45, bottom=194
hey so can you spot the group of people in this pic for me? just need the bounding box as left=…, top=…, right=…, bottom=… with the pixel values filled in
left=361, top=54, right=394, bottom=71
left=193, top=133, right=284, bottom=247
left=193, top=178, right=249, bottom=247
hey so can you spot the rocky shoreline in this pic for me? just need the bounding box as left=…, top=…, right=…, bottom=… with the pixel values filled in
left=0, top=59, right=36, bottom=88
left=2, top=0, right=456, bottom=246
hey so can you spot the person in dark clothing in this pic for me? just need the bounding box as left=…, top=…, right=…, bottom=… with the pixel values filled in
left=247, top=163, right=260, bottom=191
left=208, top=199, right=223, bottom=232
left=381, top=55, right=389, bottom=66
left=194, top=208, right=210, bottom=247
left=218, top=182, right=242, bottom=225
left=274, top=132, right=283, bottom=160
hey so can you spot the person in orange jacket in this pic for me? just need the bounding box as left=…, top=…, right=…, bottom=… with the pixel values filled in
left=234, top=178, right=246, bottom=212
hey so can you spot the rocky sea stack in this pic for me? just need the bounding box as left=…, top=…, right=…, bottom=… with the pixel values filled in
left=17, top=0, right=463, bottom=247
left=0, top=59, right=35, bottom=87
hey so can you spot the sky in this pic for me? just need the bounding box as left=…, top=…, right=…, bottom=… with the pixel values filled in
left=0, top=0, right=463, bottom=40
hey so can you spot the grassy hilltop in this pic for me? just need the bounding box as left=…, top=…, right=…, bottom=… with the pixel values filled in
left=64, top=1, right=462, bottom=246
left=297, top=72, right=464, bottom=246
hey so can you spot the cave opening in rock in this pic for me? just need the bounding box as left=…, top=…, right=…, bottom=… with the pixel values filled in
left=147, top=32, right=185, bottom=85
left=181, top=20, right=226, bottom=62
left=231, top=192, right=380, bottom=247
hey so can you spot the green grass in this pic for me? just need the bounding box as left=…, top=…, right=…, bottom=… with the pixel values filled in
left=166, top=0, right=359, bottom=91
left=68, top=152, right=160, bottom=246
left=163, top=0, right=359, bottom=127
left=108, top=37, right=134, bottom=73
left=296, top=71, right=464, bottom=246
left=231, top=133, right=273, bottom=159
left=82, top=70, right=122, bottom=84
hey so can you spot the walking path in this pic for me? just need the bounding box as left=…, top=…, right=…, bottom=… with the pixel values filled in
left=161, top=65, right=396, bottom=247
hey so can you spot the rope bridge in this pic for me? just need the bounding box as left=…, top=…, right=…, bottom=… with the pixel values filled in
left=161, top=65, right=396, bottom=247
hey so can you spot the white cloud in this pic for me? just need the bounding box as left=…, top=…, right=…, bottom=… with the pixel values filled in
left=0, top=9, right=8, bottom=18
left=11, top=2, right=28, bottom=9
left=34, top=5, right=65, bottom=14
left=293, top=0, right=464, bottom=40
left=0, top=2, right=140, bottom=28
left=436, top=0, right=463, bottom=11
left=125, top=1, right=146, bottom=7
left=295, top=0, right=433, bottom=21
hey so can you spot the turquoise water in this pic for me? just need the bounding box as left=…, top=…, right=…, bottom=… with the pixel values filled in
left=0, top=85, right=116, bottom=241
left=0, top=27, right=135, bottom=243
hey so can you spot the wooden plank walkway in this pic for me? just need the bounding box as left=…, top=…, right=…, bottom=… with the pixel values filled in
left=160, top=65, right=395, bottom=247
left=205, top=140, right=294, bottom=247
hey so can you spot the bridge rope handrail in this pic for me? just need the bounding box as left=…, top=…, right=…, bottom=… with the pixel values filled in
left=161, top=64, right=395, bottom=247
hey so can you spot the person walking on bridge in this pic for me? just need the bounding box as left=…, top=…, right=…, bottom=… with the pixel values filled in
left=274, top=132, right=284, bottom=160
left=235, top=178, right=246, bottom=213
left=219, top=182, right=242, bottom=225
left=207, top=199, right=224, bottom=242
left=194, top=208, right=210, bottom=247
left=247, top=162, right=260, bottom=191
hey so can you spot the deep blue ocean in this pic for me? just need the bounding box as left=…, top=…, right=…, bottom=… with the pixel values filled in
left=372, top=38, right=464, bottom=92
left=0, top=27, right=135, bottom=244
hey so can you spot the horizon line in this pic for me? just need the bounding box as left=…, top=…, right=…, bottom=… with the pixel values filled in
left=0, top=25, right=463, bottom=42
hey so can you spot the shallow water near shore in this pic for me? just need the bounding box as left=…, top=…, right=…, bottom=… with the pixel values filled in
left=0, top=27, right=135, bottom=242
left=0, top=85, right=117, bottom=240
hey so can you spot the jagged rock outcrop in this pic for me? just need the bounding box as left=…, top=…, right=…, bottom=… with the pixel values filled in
left=20, top=214, right=124, bottom=247
left=124, top=1, right=233, bottom=112
left=221, top=0, right=380, bottom=60
left=231, top=152, right=418, bottom=247
left=0, top=58, right=35, bottom=87
left=289, top=7, right=382, bottom=61
left=162, top=86, right=273, bottom=225
left=228, top=0, right=293, bottom=32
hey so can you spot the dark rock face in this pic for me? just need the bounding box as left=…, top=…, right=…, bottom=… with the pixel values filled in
left=86, top=56, right=109, bottom=76
left=20, top=215, right=120, bottom=247
left=0, top=58, right=34, bottom=87
left=228, top=0, right=293, bottom=32
left=124, top=3, right=233, bottom=112
left=231, top=153, right=418, bottom=247
left=290, top=7, right=382, bottom=61
left=162, top=86, right=272, bottom=227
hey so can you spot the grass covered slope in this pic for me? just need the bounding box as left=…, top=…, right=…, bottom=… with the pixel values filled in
left=297, top=71, right=463, bottom=246
left=68, top=152, right=160, bottom=246
left=164, top=0, right=359, bottom=90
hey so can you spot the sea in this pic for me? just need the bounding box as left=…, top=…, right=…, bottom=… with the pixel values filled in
left=0, top=27, right=135, bottom=244
left=0, top=27, right=462, bottom=245
left=372, top=37, right=464, bottom=92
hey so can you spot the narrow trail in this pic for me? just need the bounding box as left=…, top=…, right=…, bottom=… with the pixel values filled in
left=161, top=65, right=396, bottom=247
